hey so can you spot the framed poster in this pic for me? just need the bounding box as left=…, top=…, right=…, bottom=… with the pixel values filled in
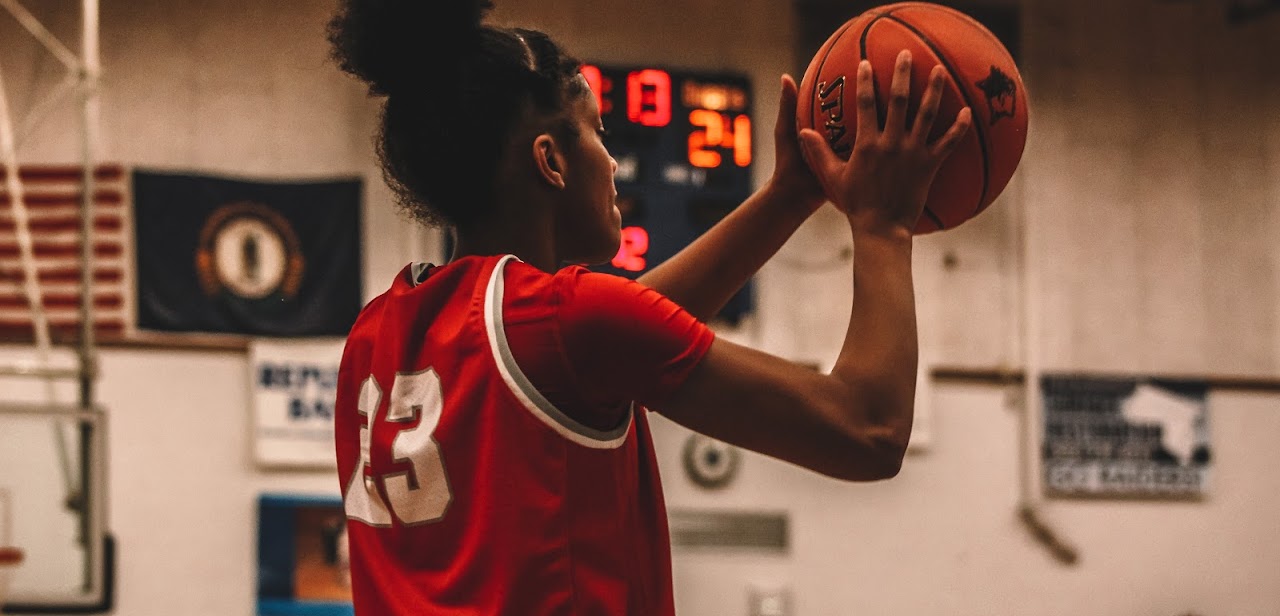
left=257, top=494, right=352, bottom=616
left=1042, top=375, right=1211, bottom=499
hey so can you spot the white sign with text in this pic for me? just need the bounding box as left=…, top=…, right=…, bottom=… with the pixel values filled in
left=250, top=338, right=345, bottom=469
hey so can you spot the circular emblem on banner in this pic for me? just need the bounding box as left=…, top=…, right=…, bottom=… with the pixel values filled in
left=196, top=201, right=304, bottom=299
left=682, top=434, right=740, bottom=490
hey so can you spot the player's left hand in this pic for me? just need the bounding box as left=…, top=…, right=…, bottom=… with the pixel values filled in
left=767, top=74, right=826, bottom=213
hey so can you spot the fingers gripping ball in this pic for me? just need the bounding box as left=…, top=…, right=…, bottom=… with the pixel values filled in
left=798, top=2, right=1028, bottom=233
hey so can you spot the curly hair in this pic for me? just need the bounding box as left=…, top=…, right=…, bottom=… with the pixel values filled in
left=327, top=0, right=587, bottom=229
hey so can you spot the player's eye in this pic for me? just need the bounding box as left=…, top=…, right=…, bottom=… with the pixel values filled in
left=596, top=127, right=610, bottom=139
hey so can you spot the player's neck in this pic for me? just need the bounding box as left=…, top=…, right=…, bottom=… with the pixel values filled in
left=450, top=180, right=564, bottom=273
left=451, top=222, right=559, bottom=274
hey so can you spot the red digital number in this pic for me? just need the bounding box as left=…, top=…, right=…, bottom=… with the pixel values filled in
left=611, top=226, right=650, bottom=272
left=688, top=110, right=752, bottom=169
left=627, top=69, right=671, bottom=127
left=579, top=64, right=612, bottom=115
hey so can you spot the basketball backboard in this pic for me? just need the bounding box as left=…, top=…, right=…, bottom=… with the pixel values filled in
left=0, top=347, right=112, bottom=613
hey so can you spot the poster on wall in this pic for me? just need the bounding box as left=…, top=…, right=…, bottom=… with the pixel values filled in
left=133, top=170, right=362, bottom=336
left=251, top=338, right=345, bottom=469
left=1042, top=375, right=1211, bottom=499
left=257, top=494, right=352, bottom=616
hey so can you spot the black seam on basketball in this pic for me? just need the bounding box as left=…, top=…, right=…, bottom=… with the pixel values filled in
left=884, top=14, right=992, bottom=220
left=809, top=18, right=861, bottom=135
left=859, top=16, right=890, bottom=130
left=923, top=206, right=945, bottom=230
left=900, top=3, right=1020, bottom=219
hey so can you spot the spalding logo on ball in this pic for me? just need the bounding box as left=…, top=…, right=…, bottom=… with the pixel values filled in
left=799, top=1, right=1029, bottom=233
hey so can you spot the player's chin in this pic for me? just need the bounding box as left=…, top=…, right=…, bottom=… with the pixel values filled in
left=567, top=229, right=621, bottom=266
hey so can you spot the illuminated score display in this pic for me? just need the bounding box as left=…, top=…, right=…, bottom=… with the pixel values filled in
left=581, top=65, right=753, bottom=170
left=582, top=63, right=756, bottom=323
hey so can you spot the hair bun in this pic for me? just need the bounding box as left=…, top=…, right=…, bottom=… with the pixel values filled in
left=328, top=0, right=495, bottom=96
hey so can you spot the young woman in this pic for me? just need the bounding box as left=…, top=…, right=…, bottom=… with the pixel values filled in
left=328, top=1, right=971, bottom=614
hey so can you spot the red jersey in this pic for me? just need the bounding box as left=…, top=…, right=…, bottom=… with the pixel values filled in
left=335, top=255, right=713, bottom=615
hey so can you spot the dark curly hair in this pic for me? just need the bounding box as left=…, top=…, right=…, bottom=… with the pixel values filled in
left=327, top=0, right=587, bottom=229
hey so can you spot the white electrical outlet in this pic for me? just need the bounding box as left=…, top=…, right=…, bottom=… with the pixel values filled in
left=749, top=586, right=790, bottom=616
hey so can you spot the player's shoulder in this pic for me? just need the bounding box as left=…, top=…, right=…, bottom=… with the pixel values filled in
left=350, top=288, right=390, bottom=333
left=344, top=262, right=421, bottom=342
left=338, top=288, right=388, bottom=379
left=467, top=256, right=669, bottom=323
left=496, top=260, right=668, bottom=338
left=500, top=259, right=643, bottom=304
left=547, top=266, right=696, bottom=340
left=547, top=263, right=656, bottom=304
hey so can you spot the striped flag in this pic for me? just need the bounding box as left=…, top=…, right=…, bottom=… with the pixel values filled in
left=0, top=165, right=130, bottom=342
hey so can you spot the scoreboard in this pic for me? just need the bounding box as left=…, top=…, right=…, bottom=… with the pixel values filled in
left=581, top=63, right=756, bottom=324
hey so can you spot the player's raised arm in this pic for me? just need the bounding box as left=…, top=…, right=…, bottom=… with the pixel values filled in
left=637, top=75, right=825, bottom=322
left=653, top=52, right=971, bottom=480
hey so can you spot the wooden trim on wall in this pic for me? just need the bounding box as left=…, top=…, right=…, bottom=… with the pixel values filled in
left=2, top=341, right=1278, bottom=392
left=0, top=330, right=251, bottom=353
left=931, top=365, right=1280, bottom=394
left=102, top=331, right=252, bottom=352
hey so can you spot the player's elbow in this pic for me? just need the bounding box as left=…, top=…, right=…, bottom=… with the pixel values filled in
left=870, top=430, right=911, bottom=478
left=831, top=425, right=909, bottom=481
left=826, top=396, right=913, bottom=482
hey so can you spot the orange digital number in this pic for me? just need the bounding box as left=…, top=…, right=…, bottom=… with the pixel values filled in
left=611, top=226, right=650, bottom=272
left=688, top=109, right=723, bottom=168
left=733, top=114, right=752, bottom=167
left=688, top=110, right=752, bottom=169
left=627, top=69, right=671, bottom=127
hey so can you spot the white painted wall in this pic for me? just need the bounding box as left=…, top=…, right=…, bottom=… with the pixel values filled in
left=1, top=0, right=1278, bottom=614
left=655, top=389, right=1280, bottom=616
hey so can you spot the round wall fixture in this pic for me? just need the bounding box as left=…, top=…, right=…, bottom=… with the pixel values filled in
left=682, top=434, right=740, bottom=489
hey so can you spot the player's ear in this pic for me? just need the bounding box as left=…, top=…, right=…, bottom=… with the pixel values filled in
left=533, top=134, right=566, bottom=189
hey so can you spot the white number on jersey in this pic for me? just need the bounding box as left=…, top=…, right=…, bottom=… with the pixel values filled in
left=343, top=370, right=453, bottom=526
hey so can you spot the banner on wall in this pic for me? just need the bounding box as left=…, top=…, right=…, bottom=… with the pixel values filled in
left=133, top=170, right=362, bottom=336
left=251, top=338, right=345, bottom=469
left=1042, top=375, right=1211, bottom=499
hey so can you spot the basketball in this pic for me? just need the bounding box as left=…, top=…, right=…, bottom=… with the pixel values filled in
left=798, top=2, right=1028, bottom=233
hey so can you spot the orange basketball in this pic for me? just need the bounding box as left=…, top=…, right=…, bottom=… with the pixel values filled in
left=798, top=2, right=1028, bottom=233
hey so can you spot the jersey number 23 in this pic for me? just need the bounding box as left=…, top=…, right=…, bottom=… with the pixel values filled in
left=343, top=369, right=453, bottom=526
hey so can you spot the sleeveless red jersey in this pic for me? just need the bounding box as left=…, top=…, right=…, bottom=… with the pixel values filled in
left=335, top=255, right=712, bottom=615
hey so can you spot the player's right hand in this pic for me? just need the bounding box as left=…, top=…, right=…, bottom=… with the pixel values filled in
left=798, top=50, right=972, bottom=237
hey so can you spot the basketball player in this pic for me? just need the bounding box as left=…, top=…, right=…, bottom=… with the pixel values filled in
left=328, top=1, right=971, bottom=613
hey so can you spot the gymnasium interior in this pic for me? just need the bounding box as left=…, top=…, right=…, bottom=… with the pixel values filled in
left=1, top=0, right=1278, bottom=614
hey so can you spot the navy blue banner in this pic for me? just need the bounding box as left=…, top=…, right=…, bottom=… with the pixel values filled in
left=134, top=171, right=362, bottom=336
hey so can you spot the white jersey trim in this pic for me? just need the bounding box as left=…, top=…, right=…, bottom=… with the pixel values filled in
left=483, top=255, right=633, bottom=449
